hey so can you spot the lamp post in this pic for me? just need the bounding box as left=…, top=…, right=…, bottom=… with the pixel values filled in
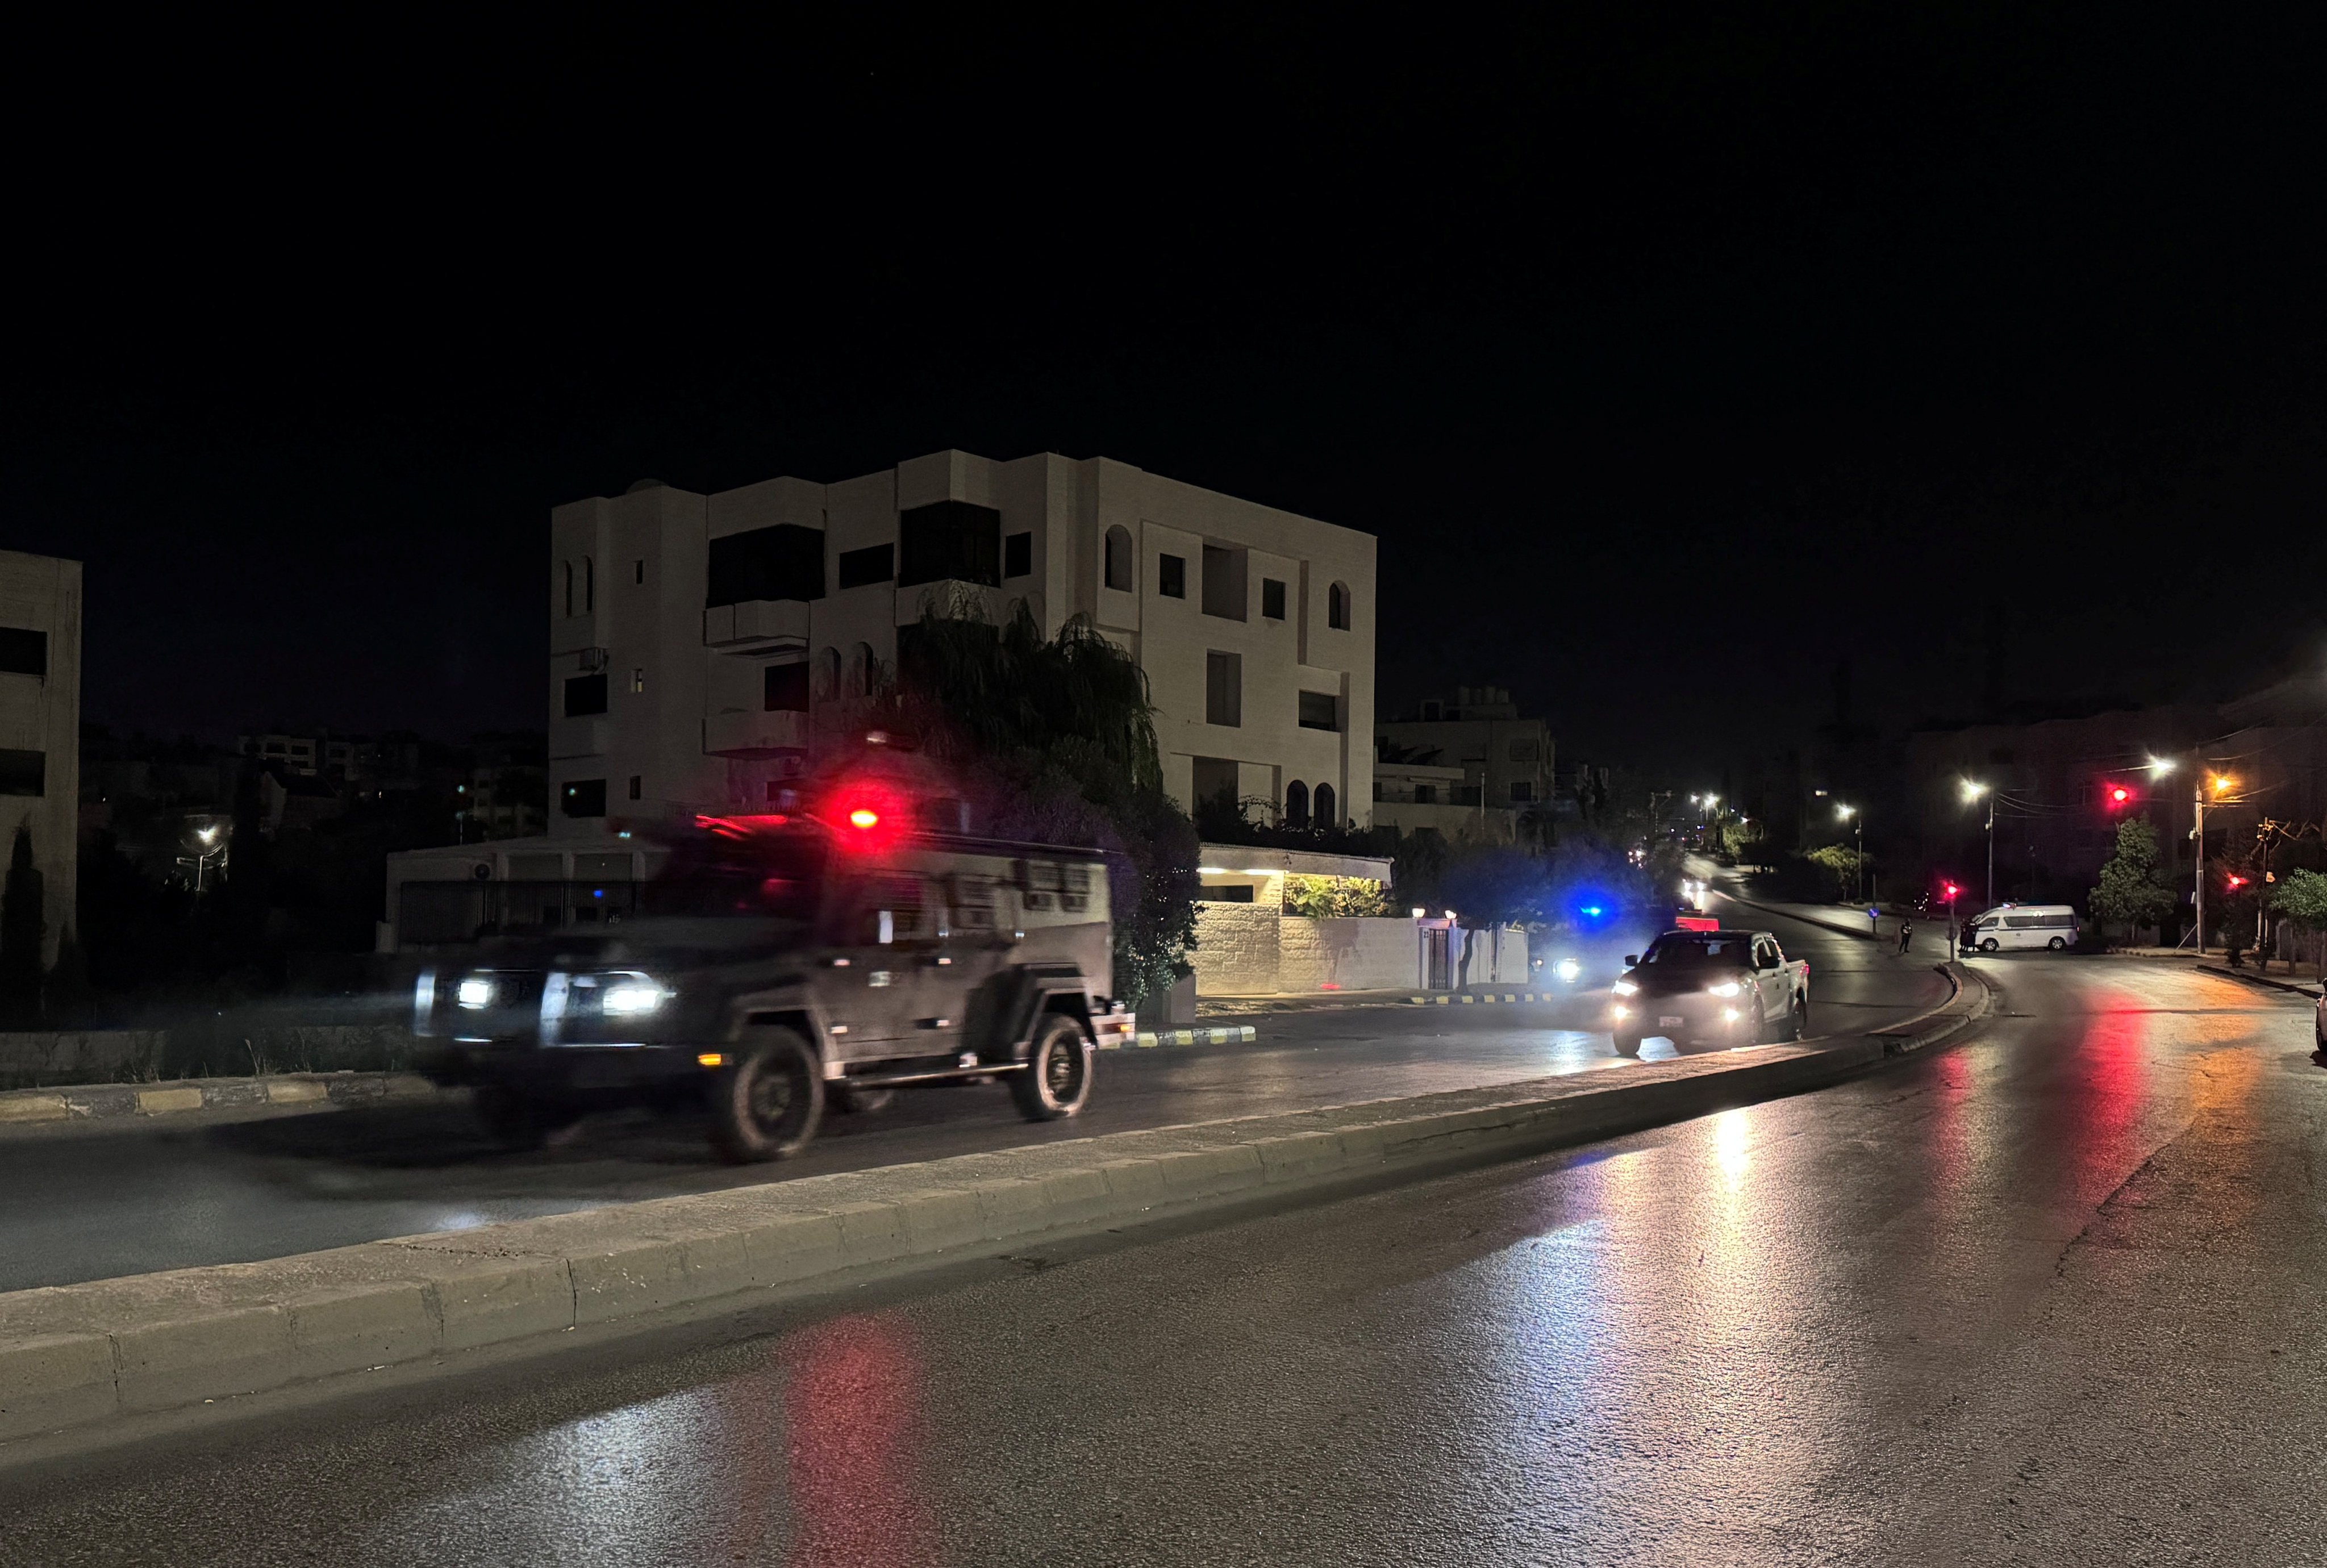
left=2195, top=772, right=2237, bottom=955
left=1836, top=803, right=1863, bottom=904
left=1961, top=781, right=1992, bottom=910
left=177, top=824, right=227, bottom=893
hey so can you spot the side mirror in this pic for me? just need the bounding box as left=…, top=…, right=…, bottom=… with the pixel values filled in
left=1623, top=954, right=1638, bottom=967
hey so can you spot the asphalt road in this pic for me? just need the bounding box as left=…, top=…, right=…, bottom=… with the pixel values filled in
left=0, top=906, right=1944, bottom=1292
left=2, top=955, right=2318, bottom=1565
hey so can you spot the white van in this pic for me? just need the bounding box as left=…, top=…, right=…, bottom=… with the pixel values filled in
left=1963, top=904, right=2080, bottom=953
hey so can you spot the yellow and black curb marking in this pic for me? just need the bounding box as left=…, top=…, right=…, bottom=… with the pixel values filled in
left=1407, top=992, right=1559, bottom=1005
left=1117, top=1025, right=1261, bottom=1050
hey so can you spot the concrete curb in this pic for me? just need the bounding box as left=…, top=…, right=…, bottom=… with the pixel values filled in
left=1404, top=991, right=1560, bottom=1006
left=2196, top=964, right=2324, bottom=1000
left=0, top=978, right=1999, bottom=1446
left=1121, top=1025, right=1260, bottom=1050
left=0, top=1071, right=443, bottom=1128
left=1716, top=890, right=1882, bottom=943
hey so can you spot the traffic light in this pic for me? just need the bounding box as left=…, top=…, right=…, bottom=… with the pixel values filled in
left=2225, top=873, right=2249, bottom=892
left=1942, top=882, right=1960, bottom=901
left=2105, top=782, right=2133, bottom=810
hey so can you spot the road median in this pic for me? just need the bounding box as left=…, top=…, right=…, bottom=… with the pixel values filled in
left=0, top=964, right=1990, bottom=1446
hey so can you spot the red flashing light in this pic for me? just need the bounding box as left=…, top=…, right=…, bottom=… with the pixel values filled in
left=2108, top=785, right=2130, bottom=807
left=1942, top=882, right=1960, bottom=900
left=848, top=807, right=881, bottom=830
left=2226, top=873, right=2249, bottom=890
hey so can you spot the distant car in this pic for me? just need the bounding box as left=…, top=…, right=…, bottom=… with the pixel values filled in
left=1608, top=928, right=1810, bottom=1056
left=1961, top=903, right=2080, bottom=953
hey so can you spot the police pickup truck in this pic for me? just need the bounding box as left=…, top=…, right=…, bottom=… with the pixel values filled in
left=1608, top=927, right=1811, bottom=1054
left=412, top=795, right=1135, bottom=1162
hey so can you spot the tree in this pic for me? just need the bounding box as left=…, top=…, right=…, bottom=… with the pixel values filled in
left=877, top=601, right=1199, bottom=1006
left=2272, top=868, right=2327, bottom=978
left=2088, top=817, right=2175, bottom=942
left=0, top=822, right=43, bottom=1021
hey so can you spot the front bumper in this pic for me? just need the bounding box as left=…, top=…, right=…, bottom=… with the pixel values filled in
left=1609, top=996, right=1757, bottom=1042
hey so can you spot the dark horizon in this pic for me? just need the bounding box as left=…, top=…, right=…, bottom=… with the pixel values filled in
left=7, top=10, right=2323, bottom=774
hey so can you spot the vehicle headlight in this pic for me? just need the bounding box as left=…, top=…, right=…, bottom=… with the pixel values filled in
left=1554, top=958, right=1582, bottom=983
left=1708, top=981, right=1742, bottom=998
left=456, top=975, right=496, bottom=1010
left=601, top=981, right=668, bottom=1016
left=1611, top=979, right=1638, bottom=997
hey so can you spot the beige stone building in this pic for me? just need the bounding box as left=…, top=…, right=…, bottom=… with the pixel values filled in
left=0, top=551, right=81, bottom=965
left=1373, top=685, right=1553, bottom=844
left=543, top=449, right=1375, bottom=835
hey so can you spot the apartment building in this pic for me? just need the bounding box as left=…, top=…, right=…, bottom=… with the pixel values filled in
left=1373, top=685, right=1553, bottom=842
left=0, top=550, right=81, bottom=965
left=544, top=449, right=1375, bottom=836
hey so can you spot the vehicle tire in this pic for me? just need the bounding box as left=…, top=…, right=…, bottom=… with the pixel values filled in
left=1011, top=1013, right=1094, bottom=1121
left=829, top=1085, right=894, bottom=1115
left=1788, top=996, right=1809, bottom=1041
left=1612, top=1032, right=1642, bottom=1057
left=2047, top=936, right=2067, bottom=951
left=1979, top=937, right=2000, bottom=953
left=473, top=1083, right=554, bottom=1151
left=707, top=1029, right=824, bottom=1163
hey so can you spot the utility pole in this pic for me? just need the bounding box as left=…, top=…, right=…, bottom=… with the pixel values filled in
left=2193, top=781, right=2206, bottom=956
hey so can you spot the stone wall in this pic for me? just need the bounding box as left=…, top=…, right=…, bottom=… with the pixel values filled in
left=1278, top=916, right=1423, bottom=992
left=1191, top=903, right=1283, bottom=995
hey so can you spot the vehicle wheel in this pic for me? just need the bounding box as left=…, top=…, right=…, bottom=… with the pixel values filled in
left=1979, top=937, right=2000, bottom=953
left=2047, top=936, right=2067, bottom=951
left=1788, top=996, right=1809, bottom=1041
left=829, top=1085, right=894, bottom=1115
left=473, top=1083, right=554, bottom=1151
left=708, top=1029, right=824, bottom=1162
left=1612, top=1032, right=1642, bottom=1057
left=1010, top=1014, right=1094, bottom=1121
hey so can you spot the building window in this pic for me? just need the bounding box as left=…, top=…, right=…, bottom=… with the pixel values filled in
left=1158, top=554, right=1186, bottom=598
left=633, top=559, right=645, bottom=585
left=0, top=628, right=47, bottom=678
left=629, top=668, right=645, bottom=694
left=562, top=778, right=607, bottom=817
left=1192, top=756, right=1238, bottom=812
left=898, top=500, right=1002, bottom=588
left=708, top=525, right=825, bottom=606
left=561, top=561, right=574, bottom=618
left=1205, top=650, right=1242, bottom=727
left=1201, top=544, right=1247, bottom=620
left=765, top=661, right=810, bottom=711
left=1509, top=739, right=1540, bottom=762
left=849, top=642, right=877, bottom=698
left=812, top=647, right=840, bottom=700
left=1328, top=581, right=1351, bottom=630
left=1104, top=526, right=1135, bottom=591
left=1508, top=781, right=1535, bottom=803
left=628, top=775, right=643, bottom=801
left=0, top=748, right=43, bottom=796
left=564, top=673, right=608, bottom=717
left=1298, top=690, right=1338, bottom=731
left=1414, top=783, right=1437, bottom=805
left=1004, top=531, right=1032, bottom=578
left=1420, top=699, right=1441, bottom=720
left=584, top=557, right=595, bottom=614
left=837, top=543, right=894, bottom=590
left=1315, top=783, right=1336, bottom=828
left=1261, top=578, right=1286, bottom=620
left=1201, top=883, right=1256, bottom=903
left=1285, top=780, right=1310, bottom=828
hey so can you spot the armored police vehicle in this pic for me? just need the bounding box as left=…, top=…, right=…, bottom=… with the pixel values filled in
left=412, top=780, right=1134, bottom=1161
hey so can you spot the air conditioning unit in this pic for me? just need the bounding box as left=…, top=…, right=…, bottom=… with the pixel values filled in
left=577, top=648, right=608, bottom=673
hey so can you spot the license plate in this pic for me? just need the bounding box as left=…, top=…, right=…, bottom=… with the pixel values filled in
left=1659, top=1015, right=1684, bottom=1027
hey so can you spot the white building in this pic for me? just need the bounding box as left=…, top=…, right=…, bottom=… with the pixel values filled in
left=383, top=450, right=1375, bottom=950
left=544, top=449, right=1375, bottom=835
left=0, top=551, right=81, bottom=966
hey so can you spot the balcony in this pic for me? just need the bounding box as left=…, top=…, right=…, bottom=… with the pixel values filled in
left=703, top=708, right=810, bottom=758
left=703, top=600, right=810, bottom=650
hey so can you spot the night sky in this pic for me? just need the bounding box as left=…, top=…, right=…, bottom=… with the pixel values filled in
left=6, top=9, right=2323, bottom=773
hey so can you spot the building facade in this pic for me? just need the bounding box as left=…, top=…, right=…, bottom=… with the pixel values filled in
left=1374, top=685, right=1553, bottom=841
left=544, top=450, right=1376, bottom=836
left=0, top=551, right=81, bottom=966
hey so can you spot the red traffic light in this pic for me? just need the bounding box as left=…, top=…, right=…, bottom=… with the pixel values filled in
left=1942, top=882, right=1960, bottom=900
left=2104, top=783, right=2133, bottom=810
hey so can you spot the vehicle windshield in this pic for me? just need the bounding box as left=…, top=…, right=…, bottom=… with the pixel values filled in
left=641, top=832, right=828, bottom=920
left=1641, top=936, right=1753, bottom=967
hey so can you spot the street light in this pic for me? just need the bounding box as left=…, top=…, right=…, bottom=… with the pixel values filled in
left=1961, top=781, right=1994, bottom=909
left=1836, top=803, right=1865, bottom=904
left=2193, top=774, right=2241, bottom=954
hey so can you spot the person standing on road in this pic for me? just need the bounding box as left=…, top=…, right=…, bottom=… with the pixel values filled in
left=1897, top=918, right=1914, bottom=956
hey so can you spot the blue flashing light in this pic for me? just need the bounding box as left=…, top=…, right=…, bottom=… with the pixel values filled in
left=592, top=888, right=605, bottom=900
left=1582, top=906, right=1604, bottom=918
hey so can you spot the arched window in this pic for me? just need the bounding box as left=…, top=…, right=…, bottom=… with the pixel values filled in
left=1104, top=525, right=1134, bottom=592
left=1285, top=780, right=1310, bottom=828
left=561, top=561, right=574, bottom=618
left=584, top=557, right=596, bottom=614
left=812, top=647, right=840, bottom=700
left=1328, top=581, right=1351, bottom=631
left=849, top=642, right=877, bottom=698
left=1313, top=782, right=1336, bottom=829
